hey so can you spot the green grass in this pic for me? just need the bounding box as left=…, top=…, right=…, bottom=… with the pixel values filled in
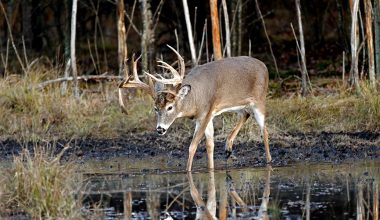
left=0, top=144, right=82, bottom=219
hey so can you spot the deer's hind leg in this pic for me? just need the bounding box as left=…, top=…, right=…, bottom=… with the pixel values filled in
left=225, top=111, right=250, bottom=159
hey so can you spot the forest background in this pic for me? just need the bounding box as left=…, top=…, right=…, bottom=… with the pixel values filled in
left=0, top=0, right=380, bottom=140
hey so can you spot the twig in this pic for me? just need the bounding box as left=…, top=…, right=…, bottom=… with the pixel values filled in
left=254, top=0, right=279, bottom=78
left=152, top=0, right=165, bottom=32
left=342, top=51, right=346, bottom=87
left=87, top=38, right=99, bottom=75
left=0, top=39, right=10, bottom=76
left=247, top=11, right=273, bottom=26
left=0, top=1, right=27, bottom=74
left=174, top=29, right=179, bottom=53
left=290, top=22, right=312, bottom=94
left=37, top=74, right=124, bottom=90
left=197, top=19, right=207, bottom=64
left=126, top=0, right=137, bottom=38
left=124, top=7, right=141, bottom=36
left=22, top=36, right=29, bottom=68
left=89, top=0, right=101, bottom=73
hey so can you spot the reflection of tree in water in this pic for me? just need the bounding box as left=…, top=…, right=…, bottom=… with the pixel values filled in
left=147, top=190, right=160, bottom=220
left=79, top=162, right=379, bottom=219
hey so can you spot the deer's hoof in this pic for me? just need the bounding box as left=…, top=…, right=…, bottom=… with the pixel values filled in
left=225, top=150, right=237, bottom=160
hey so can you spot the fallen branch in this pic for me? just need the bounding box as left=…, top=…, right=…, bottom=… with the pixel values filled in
left=37, top=74, right=124, bottom=90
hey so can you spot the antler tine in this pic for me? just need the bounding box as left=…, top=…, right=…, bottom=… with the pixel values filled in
left=157, top=60, right=181, bottom=80
left=132, top=54, right=143, bottom=83
left=119, top=54, right=153, bottom=93
left=166, top=44, right=185, bottom=79
left=145, top=71, right=182, bottom=86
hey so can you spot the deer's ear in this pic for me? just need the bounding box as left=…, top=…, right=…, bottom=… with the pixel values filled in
left=177, top=84, right=191, bottom=98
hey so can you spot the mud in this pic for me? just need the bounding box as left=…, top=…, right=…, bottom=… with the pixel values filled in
left=0, top=131, right=379, bottom=169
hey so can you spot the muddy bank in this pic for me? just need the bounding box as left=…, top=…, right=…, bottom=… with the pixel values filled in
left=0, top=131, right=379, bottom=168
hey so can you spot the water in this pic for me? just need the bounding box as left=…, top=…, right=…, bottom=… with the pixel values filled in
left=79, top=160, right=379, bottom=219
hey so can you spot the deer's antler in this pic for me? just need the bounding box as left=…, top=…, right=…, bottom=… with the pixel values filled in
left=118, top=54, right=154, bottom=114
left=145, top=45, right=185, bottom=86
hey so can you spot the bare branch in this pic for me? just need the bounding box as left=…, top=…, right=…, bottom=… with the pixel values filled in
left=37, top=74, right=124, bottom=90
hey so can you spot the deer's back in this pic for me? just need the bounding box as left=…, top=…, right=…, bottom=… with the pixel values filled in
left=184, top=56, right=268, bottom=111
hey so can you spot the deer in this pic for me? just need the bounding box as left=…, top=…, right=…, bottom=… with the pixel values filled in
left=119, top=45, right=271, bottom=171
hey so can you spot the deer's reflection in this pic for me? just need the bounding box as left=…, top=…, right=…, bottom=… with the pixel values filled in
left=187, top=171, right=217, bottom=220
left=187, top=166, right=272, bottom=220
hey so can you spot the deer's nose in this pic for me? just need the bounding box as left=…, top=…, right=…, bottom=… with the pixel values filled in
left=156, top=126, right=166, bottom=135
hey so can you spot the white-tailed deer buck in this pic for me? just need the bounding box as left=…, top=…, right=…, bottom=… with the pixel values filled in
left=119, top=46, right=271, bottom=171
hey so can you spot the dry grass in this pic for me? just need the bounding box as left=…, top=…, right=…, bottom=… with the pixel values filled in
left=268, top=86, right=380, bottom=133
left=0, top=144, right=82, bottom=219
left=0, top=66, right=154, bottom=141
left=0, top=66, right=379, bottom=143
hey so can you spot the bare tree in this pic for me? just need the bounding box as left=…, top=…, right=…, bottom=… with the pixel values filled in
left=117, top=0, right=128, bottom=77
left=237, top=0, right=242, bottom=55
left=70, top=0, right=79, bottom=98
left=364, top=0, right=376, bottom=89
left=349, top=0, right=361, bottom=94
left=294, top=0, right=309, bottom=96
left=61, top=0, right=71, bottom=95
left=221, top=0, right=231, bottom=57
left=140, top=0, right=154, bottom=72
left=0, top=1, right=27, bottom=74
left=182, top=0, right=197, bottom=65
left=210, top=0, right=222, bottom=60
left=374, top=0, right=380, bottom=79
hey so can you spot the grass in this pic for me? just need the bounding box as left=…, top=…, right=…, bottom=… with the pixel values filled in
left=0, top=144, right=82, bottom=219
left=0, top=66, right=379, bottom=143
left=0, top=66, right=154, bottom=141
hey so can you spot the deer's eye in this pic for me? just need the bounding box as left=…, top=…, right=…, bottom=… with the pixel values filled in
left=167, top=106, right=173, bottom=111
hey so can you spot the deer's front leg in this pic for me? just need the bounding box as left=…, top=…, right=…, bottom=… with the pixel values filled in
left=205, top=120, right=215, bottom=170
left=187, top=114, right=213, bottom=171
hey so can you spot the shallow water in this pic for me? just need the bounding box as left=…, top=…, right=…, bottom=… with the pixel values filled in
left=80, top=160, right=379, bottom=219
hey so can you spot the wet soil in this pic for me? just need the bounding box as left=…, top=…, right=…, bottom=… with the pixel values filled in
left=0, top=131, right=379, bottom=169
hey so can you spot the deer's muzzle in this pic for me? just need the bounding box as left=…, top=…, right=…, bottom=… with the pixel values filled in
left=156, top=126, right=167, bottom=135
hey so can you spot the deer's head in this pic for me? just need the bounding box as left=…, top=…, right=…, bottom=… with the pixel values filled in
left=119, top=45, right=190, bottom=135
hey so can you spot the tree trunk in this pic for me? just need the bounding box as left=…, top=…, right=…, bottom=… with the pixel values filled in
left=140, top=0, right=155, bottom=73
left=117, top=0, right=128, bottom=77
left=70, top=0, right=79, bottom=98
left=231, top=0, right=238, bottom=56
left=123, top=192, right=132, bottom=220
left=295, top=0, right=309, bottom=96
left=237, top=0, right=242, bottom=55
left=221, top=0, right=231, bottom=57
left=349, top=0, right=361, bottom=94
left=374, top=0, right=380, bottom=79
left=364, top=0, right=376, bottom=89
left=210, top=0, right=222, bottom=60
left=61, top=0, right=71, bottom=95
left=182, top=0, right=197, bottom=65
